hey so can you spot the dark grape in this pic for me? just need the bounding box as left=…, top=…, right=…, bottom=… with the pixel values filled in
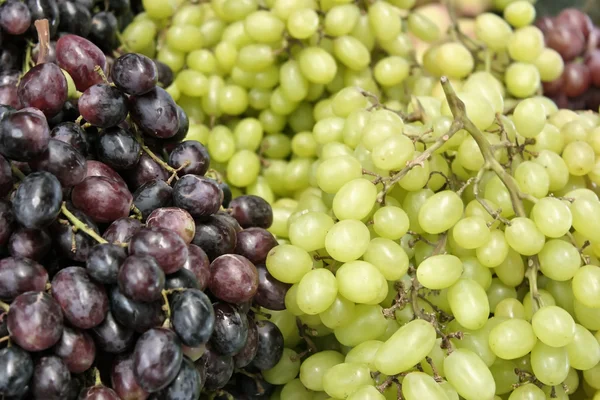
left=118, top=255, right=165, bottom=302
left=0, top=200, right=15, bottom=247
left=192, top=215, right=238, bottom=260
left=219, top=182, right=232, bottom=208
left=0, top=1, right=32, bottom=35
left=0, top=109, right=50, bottom=161
left=165, top=268, right=200, bottom=291
left=89, top=12, right=119, bottom=53
left=168, top=140, right=210, bottom=176
left=0, top=346, right=34, bottom=397
left=0, top=257, right=48, bottom=301
left=51, top=267, right=108, bottom=329
left=91, top=310, right=135, bottom=354
left=129, top=227, right=188, bottom=274
left=57, top=0, right=92, bottom=37
left=53, top=326, right=96, bottom=373
left=109, top=286, right=165, bottom=333
left=85, top=160, right=128, bottom=190
left=585, top=50, right=600, bottom=87
left=12, top=171, right=62, bottom=229
left=30, top=139, right=87, bottom=187
left=198, top=346, right=234, bottom=391
left=32, top=355, right=72, bottom=400
left=173, top=174, right=223, bottom=219
left=7, top=291, right=64, bottom=352
left=27, top=0, right=60, bottom=37
left=132, top=179, right=173, bottom=220
left=153, top=60, right=174, bottom=88
left=563, top=62, right=591, bottom=98
left=170, top=289, right=215, bottom=348
left=123, top=154, right=169, bottom=190
left=102, top=217, right=142, bottom=244
left=147, top=207, right=195, bottom=244
left=7, top=227, right=52, bottom=262
left=78, top=84, right=128, bottom=128
left=18, top=63, right=67, bottom=118
left=555, top=8, right=593, bottom=38
left=96, top=127, right=141, bottom=170
left=56, top=34, right=107, bottom=92
left=542, top=77, right=564, bottom=96
left=79, top=385, right=121, bottom=400
left=133, top=328, right=183, bottom=393
left=50, top=122, right=89, bottom=156
left=236, top=372, right=274, bottom=398
left=251, top=320, right=284, bottom=370
left=209, top=254, right=259, bottom=304
left=234, top=228, right=278, bottom=265
left=209, top=302, right=248, bottom=356
left=166, top=105, right=190, bottom=143
left=129, top=87, right=179, bottom=139
left=229, top=195, right=273, bottom=229
left=72, top=176, right=133, bottom=223
left=254, top=264, right=289, bottom=311
left=182, top=244, right=210, bottom=290
left=111, top=353, right=150, bottom=400
left=153, top=357, right=203, bottom=400
left=0, top=45, right=22, bottom=75
left=545, top=26, right=586, bottom=62
left=233, top=315, right=258, bottom=368
left=111, top=53, right=158, bottom=96
left=51, top=206, right=99, bottom=262
left=86, top=243, right=127, bottom=285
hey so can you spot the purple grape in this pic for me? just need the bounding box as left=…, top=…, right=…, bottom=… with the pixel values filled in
left=111, top=53, right=158, bottom=96
left=72, top=176, right=133, bottom=223
left=53, top=326, right=96, bottom=373
left=102, top=217, right=142, bottom=244
left=85, top=243, right=127, bottom=285
left=129, top=87, right=179, bottom=139
left=229, top=195, right=273, bottom=229
left=89, top=12, right=119, bottom=54
left=209, top=254, right=259, bottom=304
left=0, top=109, right=50, bottom=161
left=170, top=289, right=215, bottom=348
left=123, top=154, right=169, bottom=191
left=147, top=207, right=195, bottom=244
left=91, top=310, right=135, bottom=354
left=233, top=315, right=259, bottom=368
left=118, top=255, right=165, bottom=303
left=133, top=328, right=183, bottom=393
left=182, top=244, right=210, bottom=290
left=30, top=139, right=87, bottom=187
left=12, top=172, right=62, bottom=229
left=0, top=80, right=20, bottom=109
left=254, top=264, right=290, bottom=311
left=192, top=215, right=238, bottom=261
left=168, top=140, right=210, bottom=176
left=57, top=0, right=92, bottom=37
left=153, top=59, right=173, bottom=88
left=132, top=179, right=173, bottom=220
left=56, top=34, right=107, bottom=92
left=251, top=320, right=284, bottom=370
left=110, top=353, right=150, bottom=400
left=129, top=227, right=188, bottom=274
left=0, top=1, right=31, bottom=35
left=0, top=200, right=15, bottom=247
left=234, top=227, right=278, bottom=265
left=85, top=160, right=128, bottom=190
left=198, top=346, right=234, bottom=390
left=50, top=122, right=89, bottom=156
left=209, top=302, right=248, bottom=356
left=18, top=63, right=67, bottom=118
left=78, top=385, right=121, bottom=400
left=173, top=175, right=223, bottom=218
left=8, top=228, right=52, bottom=261
left=0, top=346, right=34, bottom=397
left=0, top=154, right=13, bottom=198
left=51, top=267, right=108, bottom=329
left=109, top=287, right=165, bottom=333
left=31, top=355, right=72, bottom=400
left=165, top=268, right=200, bottom=291
left=0, top=257, right=48, bottom=301
left=78, top=84, right=128, bottom=128
left=96, top=127, right=141, bottom=170
left=153, top=357, right=203, bottom=400
left=50, top=206, right=99, bottom=262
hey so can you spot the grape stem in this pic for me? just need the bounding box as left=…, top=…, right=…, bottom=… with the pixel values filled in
left=0, top=336, right=9, bottom=344
left=295, top=317, right=318, bottom=355
left=130, top=203, right=143, bottom=220
left=10, top=164, right=26, bottom=181
left=439, top=76, right=543, bottom=310
left=0, top=300, right=9, bottom=312
left=33, top=20, right=50, bottom=65
left=60, top=203, right=108, bottom=244
left=132, top=129, right=181, bottom=178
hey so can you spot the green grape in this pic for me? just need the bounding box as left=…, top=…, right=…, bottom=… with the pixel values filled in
left=438, top=381, right=459, bottom=400
left=532, top=152, right=569, bottom=193
left=233, top=118, right=263, bottom=151
left=226, top=149, right=260, bottom=187
left=452, top=217, right=491, bottom=250
left=505, top=62, right=540, bottom=98
left=523, top=289, right=556, bottom=321
left=279, top=60, right=309, bottom=103
left=504, top=1, right=536, bottom=27
left=512, top=98, right=546, bottom=138
left=244, top=10, right=285, bottom=43
left=416, top=254, right=463, bottom=290
left=259, top=108, right=287, bottom=134
left=284, top=158, right=312, bottom=192
left=157, top=46, right=185, bottom=73
left=508, top=383, right=545, bottom=400
left=379, top=33, right=413, bottom=59
left=447, top=318, right=497, bottom=367
left=465, top=199, right=500, bottom=228
left=441, top=91, right=495, bottom=131
left=313, top=117, right=345, bottom=144
left=474, top=13, right=512, bottom=51
left=584, top=363, right=600, bottom=390
left=266, top=244, right=313, bottom=283
left=374, top=319, right=437, bottom=375
left=435, top=42, right=474, bottom=79
left=572, top=264, right=600, bottom=308
left=345, top=340, right=383, bottom=371
left=507, top=26, right=544, bottom=63
left=494, top=248, right=525, bottom=287
left=199, top=19, right=226, bottom=47
left=570, top=197, right=600, bottom=243
left=187, top=50, right=217, bottom=75
left=488, top=318, right=536, bottom=359
left=270, top=87, right=299, bottom=115
left=372, top=206, right=410, bottom=240
left=407, top=12, right=440, bottom=43
left=367, top=1, right=401, bottom=41
left=333, top=36, right=371, bottom=71
left=297, top=268, right=338, bottom=315
left=287, top=8, right=319, bottom=39
left=443, top=348, right=496, bottom=400
left=457, top=135, right=484, bottom=171
left=316, top=156, right=363, bottom=194
left=530, top=341, right=569, bottom=386
left=402, top=372, right=448, bottom=400
left=362, top=119, right=404, bottom=152
left=172, top=4, right=204, bottom=26
left=247, top=177, right=275, bottom=204
left=530, top=197, right=572, bottom=238
left=363, top=238, right=409, bottom=281
left=331, top=87, right=368, bottom=118
left=299, top=351, right=344, bottom=392
left=567, top=324, right=600, bottom=370
left=403, top=188, right=434, bottom=234
left=334, top=304, right=388, bottom=346
left=325, top=220, right=370, bottom=262
left=332, top=178, right=377, bottom=220
left=185, top=123, right=210, bottom=144
left=221, top=20, right=252, bottom=48
left=336, top=260, right=386, bottom=304
left=347, top=385, right=386, bottom=400
left=371, top=134, right=414, bottom=171
left=538, top=240, right=581, bottom=281
left=448, top=279, right=490, bottom=330
left=208, top=125, right=236, bottom=163
left=561, top=119, right=589, bottom=145
left=322, top=363, right=373, bottom=399
left=342, top=109, right=370, bottom=148
left=263, top=348, right=302, bottom=385
left=494, top=298, right=526, bottom=319
left=221, top=0, right=258, bottom=22
left=324, top=4, right=360, bottom=36
left=320, top=142, right=353, bottom=159
left=320, top=295, right=355, bottom=329
left=237, top=44, right=275, bottom=72
left=373, top=56, right=410, bottom=87
left=351, top=14, right=376, bottom=52
left=487, top=278, right=518, bottom=312
left=291, top=132, right=318, bottom=157
left=427, top=153, right=451, bottom=192
left=142, top=0, right=176, bottom=19
left=531, top=305, right=575, bottom=348
left=166, top=25, right=204, bottom=53
left=504, top=217, right=545, bottom=256
left=262, top=133, right=292, bottom=159
left=265, top=309, right=302, bottom=348
left=281, top=378, right=314, bottom=400
left=490, top=359, right=519, bottom=395
left=418, top=190, right=464, bottom=235
left=544, top=280, right=575, bottom=318
left=298, top=47, right=338, bottom=84
left=462, top=77, right=505, bottom=115
left=548, top=109, right=579, bottom=129
left=231, top=66, right=255, bottom=88
left=289, top=212, right=334, bottom=252
left=562, top=141, right=595, bottom=176
left=219, top=84, right=249, bottom=115
left=462, top=257, right=493, bottom=290
left=201, top=75, right=224, bottom=116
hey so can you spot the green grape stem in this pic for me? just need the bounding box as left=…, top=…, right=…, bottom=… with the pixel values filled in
left=60, top=202, right=108, bottom=245
left=295, top=317, right=318, bottom=355
left=10, top=164, right=26, bottom=181
left=94, top=367, right=102, bottom=386
left=439, top=77, right=543, bottom=311
left=0, top=300, right=9, bottom=312
left=132, top=129, right=181, bottom=177
left=130, top=203, right=143, bottom=220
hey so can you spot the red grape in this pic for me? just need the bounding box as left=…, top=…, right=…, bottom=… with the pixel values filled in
left=234, top=227, right=278, bottom=265
left=12, top=172, right=62, bottom=229
left=545, top=25, right=586, bottom=61
left=123, top=154, right=169, bottom=190
left=118, top=255, right=165, bottom=303
left=147, top=207, right=195, bottom=244
left=168, top=140, right=210, bottom=176
left=110, top=353, right=150, bottom=400
left=555, top=8, right=593, bottom=38
left=53, top=326, right=96, bottom=373
left=233, top=315, right=259, bottom=368
left=0, top=1, right=32, bottom=35
left=0, top=200, right=14, bottom=247
left=78, top=84, right=129, bottom=128
left=563, top=62, right=591, bottom=97
left=0, top=109, right=50, bottom=162
left=0, top=257, right=48, bottom=301
left=182, top=244, right=211, bottom=290
left=72, top=176, right=133, bottom=223
left=96, top=127, right=141, bottom=170
left=8, top=228, right=52, bottom=261
left=85, top=243, right=128, bottom=285
left=251, top=320, right=284, bottom=370
left=79, top=385, right=121, bottom=400
left=31, top=355, right=72, bottom=400
left=209, top=302, right=249, bottom=356
left=129, top=227, right=188, bottom=274
left=0, top=346, right=34, bottom=397
left=102, top=217, right=143, bottom=244
left=193, top=214, right=238, bottom=260
left=199, top=346, right=234, bottom=390
left=209, top=254, right=259, bottom=304
left=18, top=63, right=68, bottom=118
left=173, top=174, right=223, bottom=219
left=132, top=179, right=173, bottom=220
left=109, top=287, right=165, bottom=333
left=30, top=138, right=88, bottom=187
left=91, top=310, right=135, bottom=354
left=56, top=34, right=107, bottom=91
left=170, top=288, right=215, bottom=348
left=229, top=195, right=274, bottom=229
left=129, top=87, right=180, bottom=139
left=585, top=50, right=600, bottom=87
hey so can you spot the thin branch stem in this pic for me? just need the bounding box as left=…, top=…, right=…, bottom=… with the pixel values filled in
left=34, top=20, right=50, bottom=65
left=60, top=203, right=108, bottom=244
left=0, top=300, right=9, bottom=312
left=10, top=165, right=26, bottom=180
left=133, top=130, right=179, bottom=176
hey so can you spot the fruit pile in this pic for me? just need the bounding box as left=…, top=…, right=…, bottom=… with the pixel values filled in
left=1, top=0, right=600, bottom=399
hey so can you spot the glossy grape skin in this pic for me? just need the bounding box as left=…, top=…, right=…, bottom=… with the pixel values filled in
left=0, top=346, right=34, bottom=397
left=111, top=53, right=158, bottom=96
left=91, top=310, right=135, bottom=354
left=50, top=207, right=99, bottom=261
left=133, top=179, right=173, bottom=220
left=165, top=268, right=200, bottom=291
left=182, top=244, right=211, bottom=290
left=56, top=35, right=107, bottom=91
left=129, top=227, right=188, bottom=274
left=168, top=141, right=210, bottom=176
left=123, top=154, right=169, bottom=190
left=18, top=63, right=67, bottom=119
left=110, top=353, right=150, bottom=400
left=89, top=11, right=118, bottom=53
left=233, top=315, right=259, bottom=369
left=209, top=302, right=249, bottom=356
left=173, top=175, right=223, bottom=219
left=129, top=87, right=179, bottom=139
left=192, top=215, right=238, bottom=261
left=209, top=254, right=259, bottom=304
left=251, top=320, right=284, bottom=371
left=85, top=160, right=128, bottom=190
left=0, top=154, right=12, bottom=197
left=8, top=228, right=52, bottom=261
left=254, top=264, right=290, bottom=311
left=12, top=172, right=62, bottom=229
left=0, top=78, right=20, bottom=109
left=27, top=0, right=60, bottom=37
left=31, top=355, right=72, bottom=400
left=198, top=346, right=234, bottom=390
left=72, top=176, right=133, bottom=223
left=103, top=217, right=143, bottom=244
left=169, top=288, right=215, bottom=349
left=0, top=109, right=50, bottom=161
left=109, top=286, right=165, bottom=333
left=53, top=326, right=96, bottom=373
left=79, top=385, right=121, bottom=400
left=97, top=127, right=141, bottom=170
left=0, top=257, right=48, bottom=301
left=152, top=356, right=202, bottom=400
left=79, top=84, right=128, bottom=128
left=57, top=0, right=91, bottom=37
left=118, top=255, right=165, bottom=303
left=0, top=200, right=15, bottom=247
left=133, top=328, right=183, bottom=393
left=30, top=139, right=87, bottom=187
left=229, top=195, right=273, bottom=229
left=85, top=243, right=127, bottom=285
left=154, top=60, right=174, bottom=88
left=0, top=1, right=31, bottom=35
left=7, top=291, right=64, bottom=352
left=147, top=207, right=195, bottom=244
left=545, top=26, right=585, bottom=62
left=234, top=228, right=278, bottom=265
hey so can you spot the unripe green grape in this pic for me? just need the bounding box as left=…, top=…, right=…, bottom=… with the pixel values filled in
left=332, top=178, right=377, bottom=220
left=456, top=135, right=484, bottom=171
left=453, top=217, right=491, bottom=250
left=262, top=348, right=301, bottom=385
left=372, top=206, right=409, bottom=240
left=323, top=363, right=373, bottom=399
left=495, top=298, right=526, bottom=319
left=401, top=372, right=447, bottom=400
left=475, top=13, right=512, bottom=51
left=320, top=142, right=353, bottom=160
left=435, top=43, right=474, bottom=79
left=538, top=240, right=581, bottom=282
left=448, top=279, right=490, bottom=330
left=363, top=238, right=409, bottom=281
left=508, top=383, right=545, bottom=400
left=342, top=340, right=381, bottom=371
left=572, top=264, right=600, bottom=308
left=503, top=0, right=536, bottom=27
left=299, top=351, right=344, bottom=392
left=296, top=268, right=338, bottom=315
left=407, top=12, right=440, bottom=43
left=277, top=62, right=309, bottom=103
left=334, top=304, right=388, bottom=346
left=266, top=244, right=313, bottom=284
left=373, top=56, right=411, bottom=89
left=417, top=254, right=463, bottom=290
left=512, top=98, right=545, bottom=138
left=462, top=257, right=493, bottom=290
left=507, top=26, right=544, bottom=62
left=530, top=341, right=569, bottom=386
left=221, top=20, right=252, bottom=47
left=269, top=88, right=299, bottom=116
left=226, top=150, right=260, bottom=188
left=284, top=158, right=312, bottom=192
left=531, top=305, right=575, bottom=348
left=319, top=295, right=355, bottom=329
left=571, top=198, right=600, bottom=243
left=347, top=385, right=386, bottom=400
left=504, top=217, right=545, bottom=256
left=199, top=18, right=226, bottom=47
left=175, top=70, right=208, bottom=98
left=505, top=62, right=540, bottom=98
left=494, top=248, right=525, bottom=287
left=444, top=348, right=496, bottom=400
left=336, top=260, right=385, bottom=304
left=325, top=220, right=370, bottom=262
left=563, top=141, right=595, bottom=176
left=561, top=119, right=589, bottom=145
left=418, top=190, right=463, bottom=235
left=367, top=1, right=401, bottom=41
left=187, top=50, right=217, bottom=75
left=324, top=4, right=360, bottom=36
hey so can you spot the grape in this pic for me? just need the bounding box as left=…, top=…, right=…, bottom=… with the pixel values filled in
left=296, top=268, right=338, bottom=315
left=96, top=127, right=141, bottom=170
left=133, top=327, right=183, bottom=393
left=31, top=139, right=87, bottom=187
left=235, top=227, right=278, bottom=265
left=254, top=264, right=290, bottom=311
left=31, top=355, right=71, bottom=400
left=85, top=243, right=127, bottom=285
left=153, top=356, right=202, bottom=400
left=110, top=353, right=150, bottom=400
left=173, top=175, right=223, bottom=219
left=402, top=372, right=448, bottom=400
left=102, top=217, right=143, bottom=244
left=129, top=87, right=180, bottom=139
left=530, top=341, right=569, bottom=386
left=111, top=53, right=158, bottom=96
left=124, top=154, right=169, bottom=190
left=448, top=279, right=490, bottom=330
left=488, top=318, right=536, bottom=359
left=0, top=346, right=33, bottom=397
left=72, top=176, right=132, bottom=223
left=193, top=215, right=238, bottom=260
left=572, top=264, right=600, bottom=308
left=147, top=207, right=195, bottom=244
left=209, top=302, right=249, bottom=356
left=0, top=257, right=48, bottom=301
left=199, top=346, right=234, bottom=390
left=336, top=260, right=385, bottom=304
left=109, top=287, right=165, bottom=333
left=251, top=320, right=284, bottom=371
left=170, top=289, right=215, bottom=348
left=89, top=12, right=119, bottom=53
left=182, top=244, right=211, bottom=290
left=79, top=385, right=121, bottom=400
left=18, top=63, right=67, bottom=118
left=118, top=255, right=165, bottom=303
left=444, top=348, right=496, bottom=400
left=0, top=1, right=32, bottom=35
left=129, top=227, right=188, bottom=274
left=229, top=195, right=273, bottom=229
left=85, top=160, right=129, bottom=190
left=53, top=326, right=95, bottom=373
left=168, top=140, right=210, bottom=176
left=56, top=34, right=107, bottom=91
left=233, top=316, right=259, bottom=369
left=132, top=179, right=173, bottom=221
left=417, top=254, right=463, bottom=290
left=0, top=109, right=50, bottom=162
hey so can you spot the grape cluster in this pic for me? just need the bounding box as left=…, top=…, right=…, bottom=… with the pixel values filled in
left=536, top=8, right=600, bottom=111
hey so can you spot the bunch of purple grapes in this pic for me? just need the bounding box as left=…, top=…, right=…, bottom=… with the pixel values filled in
left=537, top=8, right=600, bottom=110
left=0, top=20, right=288, bottom=400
